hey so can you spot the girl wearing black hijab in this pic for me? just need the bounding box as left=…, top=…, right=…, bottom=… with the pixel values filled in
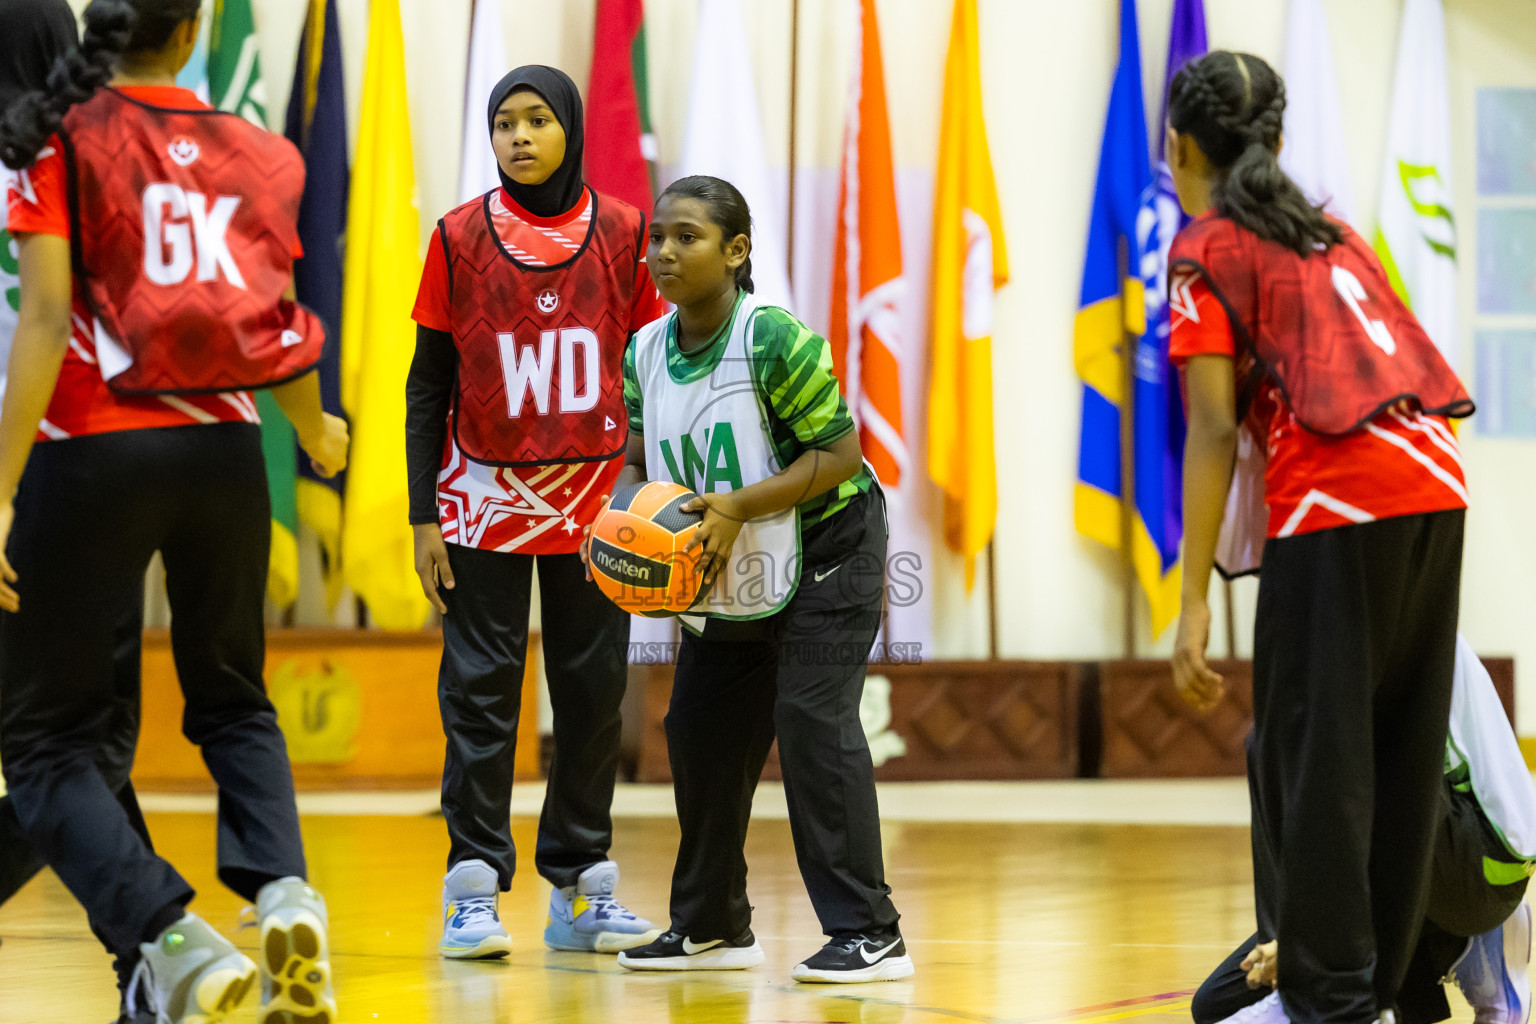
left=407, top=65, right=667, bottom=959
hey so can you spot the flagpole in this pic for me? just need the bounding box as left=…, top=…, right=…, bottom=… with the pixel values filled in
left=986, top=541, right=999, bottom=660
left=1118, top=239, right=1137, bottom=659
left=785, top=0, right=800, bottom=283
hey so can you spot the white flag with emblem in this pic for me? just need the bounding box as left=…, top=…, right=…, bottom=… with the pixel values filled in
left=1374, top=0, right=1458, bottom=369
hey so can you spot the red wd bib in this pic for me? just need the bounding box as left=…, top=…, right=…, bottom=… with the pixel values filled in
left=439, top=188, right=644, bottom=466
left=61, top=88, right=323, bottom=395
left=1169, top=215, right=1472, bottom=434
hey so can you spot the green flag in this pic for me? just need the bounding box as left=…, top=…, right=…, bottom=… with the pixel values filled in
left=203, top=0, right=300, bottom=608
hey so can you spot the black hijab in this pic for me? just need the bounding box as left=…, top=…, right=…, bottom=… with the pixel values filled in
left=486, top=65, right=585, bottom=219
left=0, top=0, right=79, bottom=112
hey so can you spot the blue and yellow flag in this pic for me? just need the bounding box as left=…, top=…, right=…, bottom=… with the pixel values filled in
left=1073, top=0, right=1182, bottom=636
left=283, top=0, right=349, bottom=605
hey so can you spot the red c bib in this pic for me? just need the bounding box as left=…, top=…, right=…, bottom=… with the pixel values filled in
left=1169, top=214, right=1472, bottom=434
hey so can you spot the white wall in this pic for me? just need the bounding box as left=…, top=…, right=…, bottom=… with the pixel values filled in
left=115, top=0, right=1536, bottom=725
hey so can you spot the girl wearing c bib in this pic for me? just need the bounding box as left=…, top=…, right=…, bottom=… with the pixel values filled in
left=596, top=175, right=912, bottom=984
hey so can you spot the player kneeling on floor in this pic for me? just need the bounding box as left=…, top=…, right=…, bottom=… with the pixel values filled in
left=1198, top=637, right=1536, bottom=1024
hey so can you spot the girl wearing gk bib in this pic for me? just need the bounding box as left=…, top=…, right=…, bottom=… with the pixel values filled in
left=407, top=65, right=665, bottom=959
left=0, top=1, right=346, bottom=1020
left=1166, top=52, right=1471, bottom=1024
left=597, top=176, right=912, bottom=984
left=0, top=0, right=152, bottom=923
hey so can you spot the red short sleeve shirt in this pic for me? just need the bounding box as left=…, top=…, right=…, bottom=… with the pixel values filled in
left=412, top=188, right=667, bottom=555
left=1169, top=269, right=1467, bottom=539
left=5, top=86, right=265, bottom=441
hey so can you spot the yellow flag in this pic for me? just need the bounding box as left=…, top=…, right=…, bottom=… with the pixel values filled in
left=339, top=0, right=429, bottom=629
left=927, top=0, right=1009, bottom=588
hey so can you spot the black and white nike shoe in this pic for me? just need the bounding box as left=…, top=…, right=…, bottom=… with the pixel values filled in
left=616, top=928, right=765, bottom=971
left=791, top=932, right=915, bottom=983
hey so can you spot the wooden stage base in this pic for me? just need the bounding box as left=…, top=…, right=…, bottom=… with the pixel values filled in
left=0, top=808, right=1479, bottom=1023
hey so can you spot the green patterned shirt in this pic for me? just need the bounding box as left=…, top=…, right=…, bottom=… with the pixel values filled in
left=622, top=294, right=873, bottom=527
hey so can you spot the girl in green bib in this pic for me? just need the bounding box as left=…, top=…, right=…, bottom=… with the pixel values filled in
left=591, top=175, right=912, bottom=984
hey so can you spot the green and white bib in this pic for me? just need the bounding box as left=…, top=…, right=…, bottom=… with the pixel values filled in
left=631, top=292, right=800, bottom=620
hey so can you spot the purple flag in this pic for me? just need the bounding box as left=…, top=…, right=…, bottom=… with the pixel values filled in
left=1157, top=0, right=1209, bottom=159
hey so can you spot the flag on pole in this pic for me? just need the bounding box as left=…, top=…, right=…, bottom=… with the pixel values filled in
left=458, top=0, right=507, bottom=204
left=1125, top=0, right=1206, bottom=636
left=1375, top=0, right=1458, bottom=366
left=187, top=0, right=300, bottom=609
left=1279, top=0, right=1356, bottom=225
left=1074, top=0, right=1180, bottom=633
left=283, top=0, right=349, bottom=604
left=676, top=0, right=792, bottom=312
left=586, top=0, right=656, bottom=213
left=828, top=0, right=904, bottom=487
left=340, top=0, right=430, bottom=628
left=927, top=0, right=1008, bottom=587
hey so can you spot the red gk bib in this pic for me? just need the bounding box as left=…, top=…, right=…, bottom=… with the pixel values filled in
left=61, top=88, right=323, bottom=395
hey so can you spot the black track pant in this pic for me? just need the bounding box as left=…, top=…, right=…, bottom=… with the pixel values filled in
left=0, top=424, right=306, bottom=957
left=1193, top=778, right=1527, bottom=1024
left=664, top=488, right=900, bottom=941
left=1249, top=510, right=1464, bottom=1023
left=0, top=602, right=147, bottom=907
left=438, top=548, right=629, bottom=890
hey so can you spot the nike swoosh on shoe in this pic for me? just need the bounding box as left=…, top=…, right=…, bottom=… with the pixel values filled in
left=858, top=940, right=898, bottom=965
left=681, top=938, right=724, bottom=955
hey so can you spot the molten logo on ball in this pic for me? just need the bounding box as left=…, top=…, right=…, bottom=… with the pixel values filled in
left=589, top=480, right=706, bottom=616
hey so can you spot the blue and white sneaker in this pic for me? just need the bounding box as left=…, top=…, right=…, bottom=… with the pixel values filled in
left=544, top=860, right=662, bottom=953
left=1455, top=900, right=1532, bottom=1024
left=440, top=859, right=513, bottom=960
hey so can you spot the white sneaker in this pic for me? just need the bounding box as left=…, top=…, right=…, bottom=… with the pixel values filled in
left=256, top=876, right=336, bottom=1024
left=1456, top=900, right=1533, bottom=1024
left=1214, top=992, right=1290, bottom=1024
left=440, top=859, right=513, bottom=960
left=124, top=913, right=259, bottom=1023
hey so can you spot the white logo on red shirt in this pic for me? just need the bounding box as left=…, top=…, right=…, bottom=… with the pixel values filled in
left=1169, top=270, right=1201, bottom=325
left=167, top=138, right=200, bottom=166
left=536, top=289, right=559, bottom=314
left=280, top=329, right=302, bottom=348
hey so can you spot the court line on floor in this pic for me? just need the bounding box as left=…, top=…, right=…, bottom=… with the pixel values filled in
left=0, top=933, right=1197, bottom=1024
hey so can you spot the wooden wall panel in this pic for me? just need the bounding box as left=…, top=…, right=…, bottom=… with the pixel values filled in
left=636, top=661, right=1082, bottom=783
left=133, top=629, right=541, bottom=791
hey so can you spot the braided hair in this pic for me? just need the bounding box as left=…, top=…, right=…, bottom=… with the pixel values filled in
left=0, top=0, right=200, bottom=170
left=658, top=175, right=755, bottom=293
left=1168, top=51, right=1342, bottom=256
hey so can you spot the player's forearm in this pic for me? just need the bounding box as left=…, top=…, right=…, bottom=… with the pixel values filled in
left=1180, top=357, right=1238, bottom=607
left=722, top=430, right=862, bottom=523
left=269, top=371, right=327, bottom=446
left=0, top=235, right=72, bottom=502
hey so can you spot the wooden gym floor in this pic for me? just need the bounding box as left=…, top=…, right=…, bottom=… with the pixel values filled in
left=0, top=783, right=1481, bottom=1024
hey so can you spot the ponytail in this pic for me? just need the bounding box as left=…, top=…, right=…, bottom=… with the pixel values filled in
left=1168, top=51, right=1343, bottom=257
left=0, top=0, right=199, bottom=170
left=658, top=175, right=756, bottom=293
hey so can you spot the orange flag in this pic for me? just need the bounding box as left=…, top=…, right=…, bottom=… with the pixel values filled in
left=828, top=0, right=905, bottom=486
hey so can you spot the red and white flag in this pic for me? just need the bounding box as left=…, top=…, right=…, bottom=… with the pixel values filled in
left=585, top=0, right=655, bottom=213
left=828, top=0, right=905, bottom=486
